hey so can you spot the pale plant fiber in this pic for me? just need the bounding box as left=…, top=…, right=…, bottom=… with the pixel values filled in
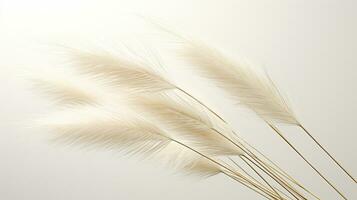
left=56, top=49, right=245, bottom=158
left=173, top=34, right=350, bottom=198
left=38, top=106, right=221, bottom=177
left=31, top=73, right=99, bottom=105
left=69, top=50, right=175, bottom=94
left=180, top=41, right=298, bottom=125
left=31, top=57, right=236, bottom=179
left=137, top=17, right=298, bottom=125
left=31, top=44, right=326, bottom=200
left=133, top=94, right=243, bottom=156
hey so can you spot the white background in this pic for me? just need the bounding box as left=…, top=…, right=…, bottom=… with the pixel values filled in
left=0, top=0, right=356, bottom=199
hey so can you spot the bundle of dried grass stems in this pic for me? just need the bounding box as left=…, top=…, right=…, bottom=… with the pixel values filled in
left=32, top=25, right=355, bottom=200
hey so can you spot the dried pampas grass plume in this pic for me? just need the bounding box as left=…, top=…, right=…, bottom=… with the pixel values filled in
left=31, top=49, right=293, bottom=199
left=137, top=18, right=352, bottom=199
left=66, top=48, right=226, bottom=123
left=132, top=94, right=243, bottom=156
left=181, top=41, right=297, bottom=125
left=64, top=49, right=309, bottom=199
left=68, top=50, right=175, bottom=94
left=30, top=72, right=100, bottom=106
left=32, top=24, right=352, bottom=197
left=37, top=105, right=279, bottom=199
left=178, top=38, right=350, bottom=199
left=38, top=106, right=221, bottom=177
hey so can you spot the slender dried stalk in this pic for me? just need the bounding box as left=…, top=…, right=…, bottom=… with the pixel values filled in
left=145, top=19, right=354, bottom=192
left=299, top=124, right=356, bottom=183
left=269, top=124, right=347, bottom=200
left=177, top=89, right=317, bottom=199
left=239, top=156, right=283, bottom=199
left=61, top=49, right=294, bottom=195
left=38, top=105, right=280, bottom=199
left=33, top=41, right=334, bottom=199
left=32, top=64, right=284, bottom=199
left=171, top=36, right=350, bottom=198
left=173, top=139, right=281, bottom=200
left=133, top=94, right=306, bottom=199
left=235, top=135, right=321, bottom=200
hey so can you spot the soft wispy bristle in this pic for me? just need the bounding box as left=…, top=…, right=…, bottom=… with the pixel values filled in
left=29, top=71, right=108, bottom=106
left=68, top=50, right=175, bottom=94
left=181, top=41, right=298, bottom=125
left=38, top=106, right=168, bottom=153
left=155, top=143, right=221, bottom=177
left=38, top=106, right=222, bottom=177
left=30, top=43, right=303, bottom=198
left=134, top=94, right=243, bottom=156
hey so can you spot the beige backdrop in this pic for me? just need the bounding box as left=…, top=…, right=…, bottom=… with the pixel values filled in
left=0, top=0, right=356, bottom=199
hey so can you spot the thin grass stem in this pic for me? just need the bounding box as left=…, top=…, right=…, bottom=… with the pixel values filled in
left=229, top=157, right=295, bottom=200
left=240, top=156, right=284, bottom=199
left=170, top=137, right=280, bottom=199
left=175, top=86, right=309, bottom=199
left=235, top=135, right=320, bottom=200
left=299, top=124, right=356, bottom=184
left=269, top=124, right=348, bottom=200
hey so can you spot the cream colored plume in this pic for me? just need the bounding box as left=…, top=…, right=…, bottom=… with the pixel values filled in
left=38, top=106, right=221, bottom=177
left=38, top=106, right=168, bottom=152
left=27, top=70, right=108, bottom=106
left=68, top=50, right=175, bottom=94
left=31, top=43, right=312, bottom=199
left=174, top=34, right=353, bottom=197
left=155, top=143, right=221, bottom=177
left=133, top=94, right=243, bottom=156
left=181, top=41, right=298, bottom=125
left=65, top=47, right=228, bottom=127
left=179, top=41, right=298, bottom=124
left=142, top=18, right=297, bottom=125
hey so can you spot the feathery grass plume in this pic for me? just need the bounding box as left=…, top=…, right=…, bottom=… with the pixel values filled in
left=154, top=143, right=221, bottom=177
left=65, top=47, right=226, bottom=121
left=32, top=39, right=318, bottom=198
left=30, top=73, right=100, bottom=106
left=61, top=46, right=311, bottom=199
left=180, top=42, right=297, bottom=125
left=37, top=105, right=280, bottom=199
left=66, top=47, right=229, bottom=125
left=132, top=93, right=243, bottom=156
left=178, top=39, right=349, bottom=199
left=183, top=40, right=355, bottom=185
left=129, top=93, right=304, bottom=199
left=67, top=49, right=175, bottom=94
left=31, top=58, right=294, bottom=199
left=38, top=106, right=217, bottom=175
left=40, top=107, right=160, bottom=146
left=143, top=19, right=355, bottom=187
